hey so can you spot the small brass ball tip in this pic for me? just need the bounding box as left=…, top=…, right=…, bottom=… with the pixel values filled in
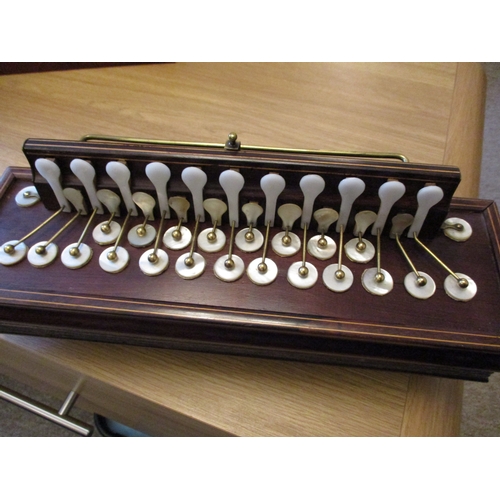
left=335, top=269, right=345, bottom=281
left=184, top=256, right=194, bottom=267
left=107, top=250, right=117, bottom=261
left=282, top=235, right=291, bottom=246
left=207, top=231, right=217, bottom=242
left=318, top=237, right=327, bottom=248
left=298, top=265, right=309, bottom=277
left=148, top=253, right=159, bottom=264
left=172, top=229, right=181, bottom=241
left=375, top=272, right=385, bottom=283
left=136, top=227, right=146, bottom=237
left=3, top=244, right=14, bottom=255
left=356, top=241, right=366, bottom=252
left=245, top=231, right=255, bottom=242
left=228, top=132, right=238, bottom=143
left=455, top=223, right=464, bottom=231
left=224, top=258, right=235, bottom=269
left=35, top=245, right=46, bottom=255
left=101, top=223, right=111, bottom=234
left=69, top=247, right=80, bottom=257
left=458, top=277, right=469, bottom=289
left=258, top=262, right=268, bottom=274
left=416, top=276, right=427, bottom=287
left=23, top=191, right=33, bottom=198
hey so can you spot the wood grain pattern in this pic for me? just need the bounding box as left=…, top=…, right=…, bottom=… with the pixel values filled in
left=0, top=63, right=488, bottom=435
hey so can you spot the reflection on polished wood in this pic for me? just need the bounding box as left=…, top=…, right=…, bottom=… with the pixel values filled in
left=0, top=63, right=486, bottom=436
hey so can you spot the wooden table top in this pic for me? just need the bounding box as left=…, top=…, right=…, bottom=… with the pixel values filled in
left=0, top=63, right=486, bottom=436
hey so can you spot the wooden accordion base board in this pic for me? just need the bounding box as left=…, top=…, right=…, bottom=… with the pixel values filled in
left=1, top=167, right=500, bottom=381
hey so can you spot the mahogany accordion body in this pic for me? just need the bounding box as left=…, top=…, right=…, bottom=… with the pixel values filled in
left=0, top=137, right=499, bottom=381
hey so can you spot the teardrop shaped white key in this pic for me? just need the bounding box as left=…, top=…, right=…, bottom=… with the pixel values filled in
left=407, top=185, right=444, bottom=238
left=70, top=159, right=104, bottom=214
left=371, top=180, right=406, bottom=235
left=336, top=177, right=365, bottom=232
left=97, top=189, right=121, bottom=217
left=300, top=174, right=325, bottom=228
left=260, top=173, right=286, bottom=227
left=182, top=167, right=207, bottom=222
left=106, top=161, right=138, bottom=216
left=63, top=188, right=87, bottom=215
left=146, top=162, right=171, bottom=219
left=34, top=158, right=71, bottom=212
left=219, top=169, right=245, bottom=227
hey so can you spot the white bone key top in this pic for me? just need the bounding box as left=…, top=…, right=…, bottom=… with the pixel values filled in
left=70, top=159, right=104, bottom=214
left=219, top=169, right=245, bottom=227
left=300, top=174, right=325, bottom=229
left=106, top=161, right=138, bottom=216
left=34, top=158, right=71, bottom=212
left=336, top=177, right=365, bottom=232
left=260, top=173, right=285, bottom=227
left=371, top=180, right=406, bottom=236
left=146, top=162, right=171, bottom=219
left=182, top=167, right=207, bottom=223
left=406, top=185, right=444, bottom=238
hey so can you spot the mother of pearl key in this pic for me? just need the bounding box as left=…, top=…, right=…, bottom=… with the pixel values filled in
left=92, top=189, right=122, bottom=245
left=28, top=188, right=84, bottom=268
left=390, top=213, right=436, bottom=299
left=362, top=180, right=405, bottom=295
left=321, top=177, right=365, bottom=293
left=128, top=192, right=156, bottom=247
left=307, top=208, right=338, bottom=260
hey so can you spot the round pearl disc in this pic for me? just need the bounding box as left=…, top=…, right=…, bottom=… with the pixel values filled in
left=271, top=231, right=300, bottom=257
left=139, top=248, right=169, bottom=276
left=323, top=264, right=354, bottom=293
left=287, top=261, right=318, bottom=289
left=197, top=228, right=226, bottom=253
left=175, top=252, right=206, bottom=279
left=163, top=226, right=192, bottom=250
left=444, top=273, right=477, bottom=302
left=92, top=221, right=121, bottom=246
left=15, top=186, right=40, bottom=207
left=235, top=228, right=264, bottom=253
left=127, top=224, right=156, bottom=248
left=344, top=238, right=375, bottom=263
left=61, top=243, right=93, bottom=269
left=307, top=235, right=337, bottom=260
left=443, top=217, right=472, bottom=242
left=214, top=254, right=245, bottom=282
left=99, top=246, right=130, bottom=273
left=0, top=240, right=28, bottom=266
left=361, top=268, right=394, bottom=296
left=404, top=271, right=436, bottom=299
left=247, top=257, right=278, bottom=285
left=28, top=241, right=58, bottom=268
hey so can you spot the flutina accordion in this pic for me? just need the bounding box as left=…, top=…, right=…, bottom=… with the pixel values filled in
left=0, top=134, right=499, bottom=381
